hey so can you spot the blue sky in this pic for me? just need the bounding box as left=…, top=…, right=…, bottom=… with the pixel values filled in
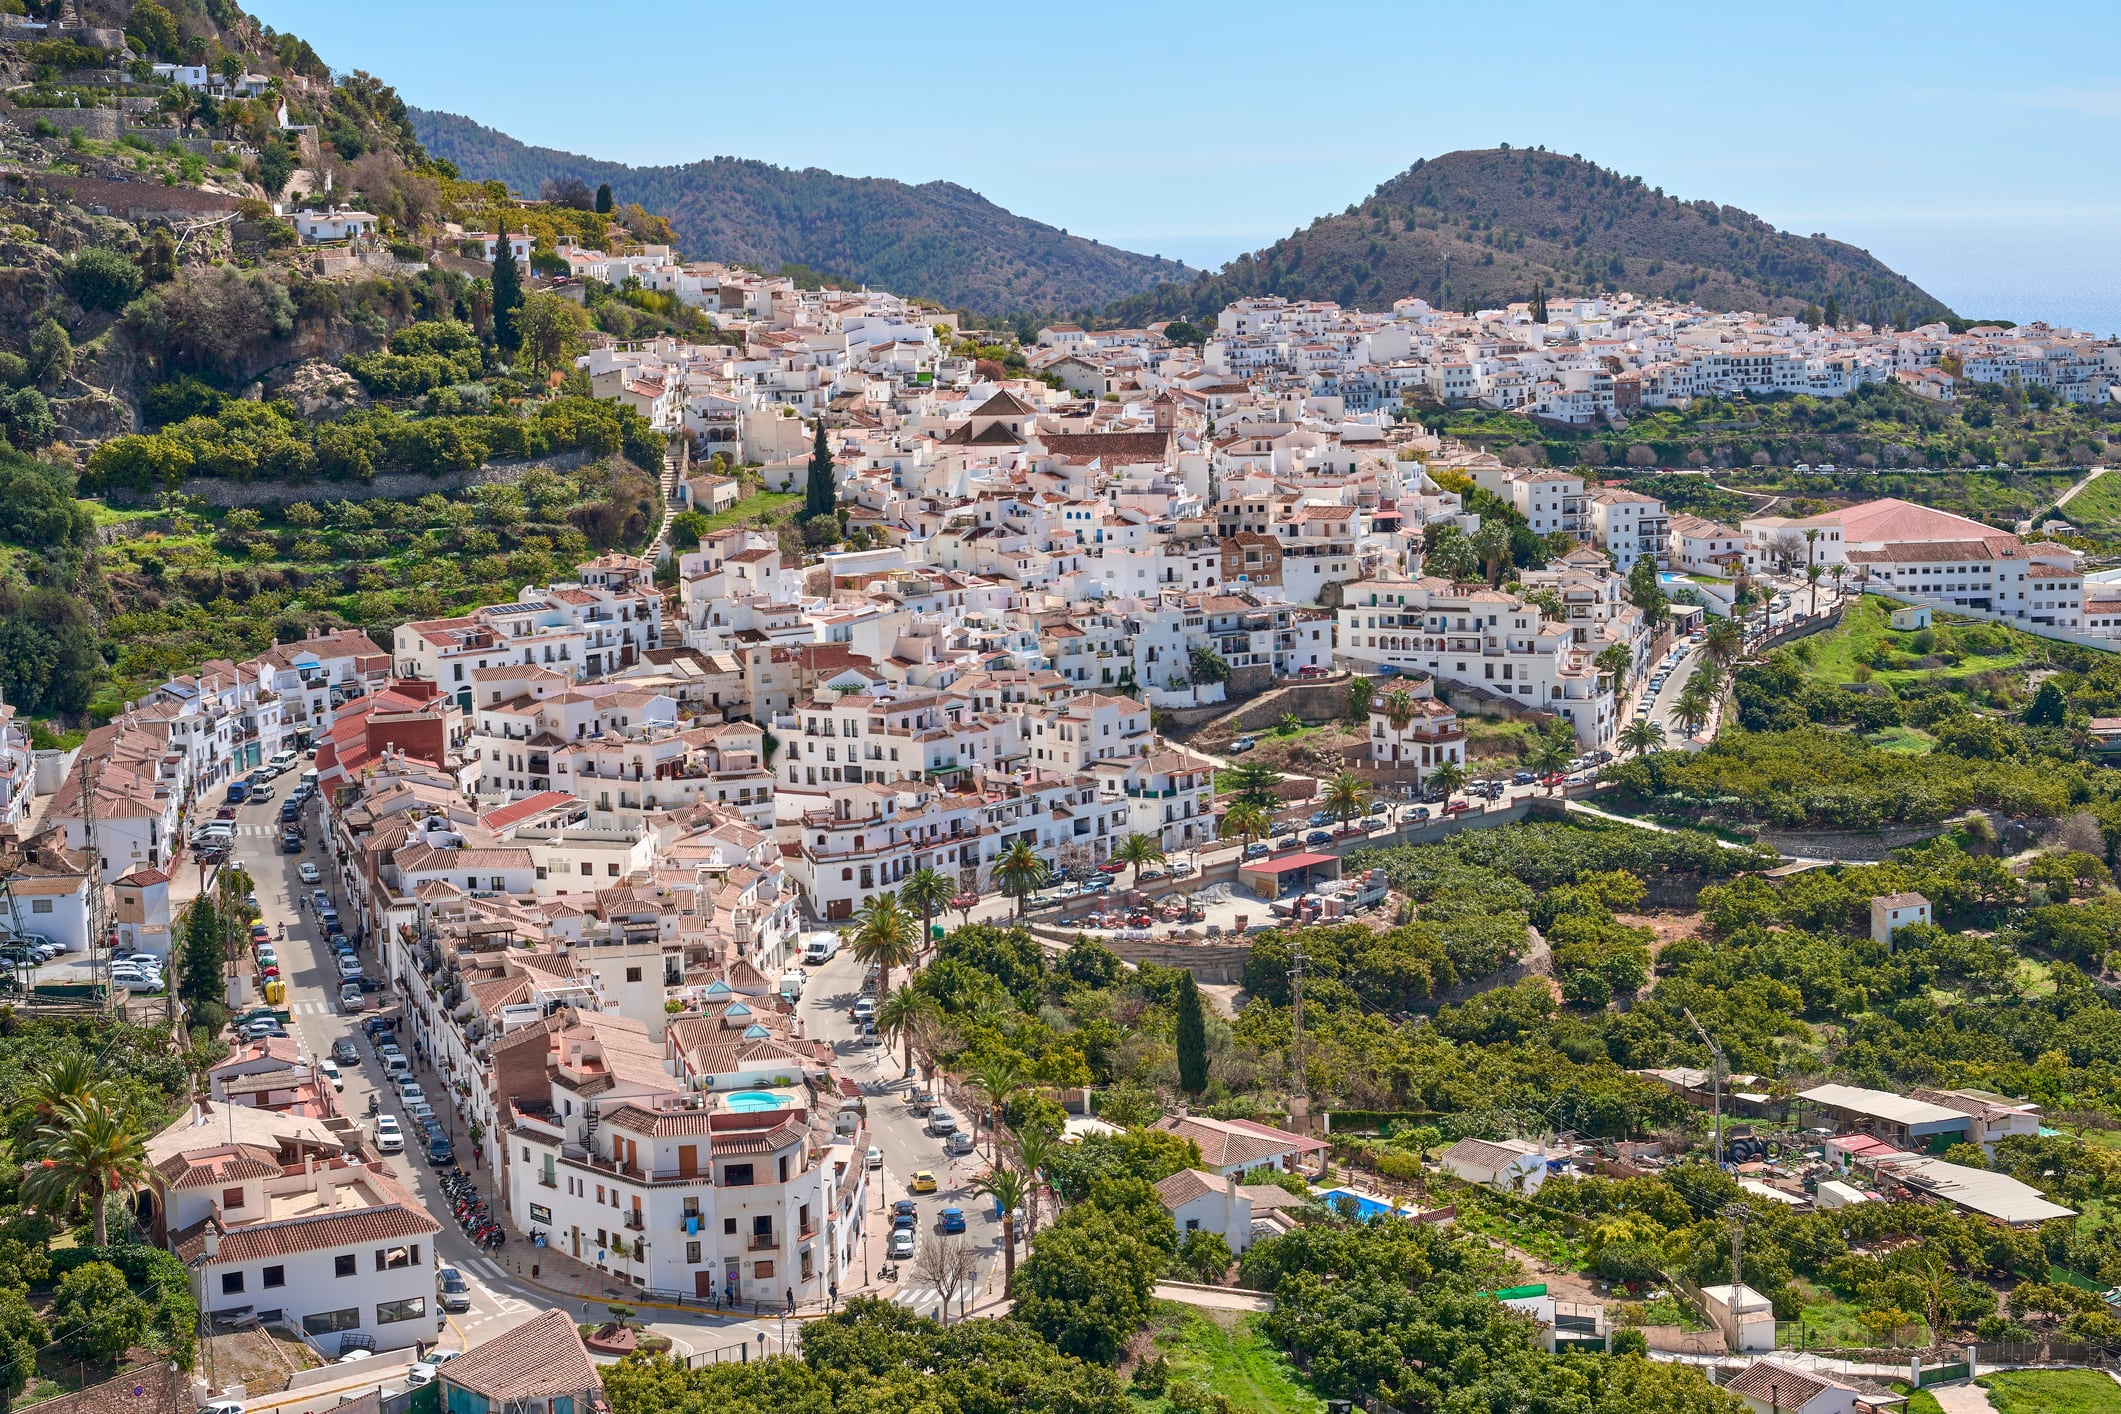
left=251, top=0, right=2121, bottom=330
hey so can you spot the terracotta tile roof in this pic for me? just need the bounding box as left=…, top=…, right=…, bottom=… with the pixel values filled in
left=172, top=1190, right=439, bottom=1264
left=157, top=1144, right=282, bottom=1188
left=440, top=1308, right=601, bottom=1404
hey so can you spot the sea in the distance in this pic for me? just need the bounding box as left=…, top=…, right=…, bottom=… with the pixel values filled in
left=1843, top=219, right=2121, bottom=337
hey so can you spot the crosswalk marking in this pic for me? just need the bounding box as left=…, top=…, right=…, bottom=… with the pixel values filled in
left=464, top=1256, right=510, bottom=1283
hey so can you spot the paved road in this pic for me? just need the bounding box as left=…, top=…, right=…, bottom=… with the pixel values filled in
left=222, top=797, right=818, bottom=1406
left=792, top=947, right=1013, bottom=1320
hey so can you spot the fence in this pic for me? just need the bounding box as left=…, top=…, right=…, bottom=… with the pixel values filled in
left=684, top=1341, right=764, bottom=1368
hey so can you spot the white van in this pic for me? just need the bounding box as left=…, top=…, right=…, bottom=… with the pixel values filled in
left=800, top=932, right=840, bottom=965
left=299, top=768, right=320, bottom=792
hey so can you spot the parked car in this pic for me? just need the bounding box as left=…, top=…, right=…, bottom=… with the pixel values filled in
left=1443, top=799, right=1472, bottom=815
left=435, top=1270, right=471, bottom=1313
left=1296, top=665, right=1330, bottom=679
left=318, top=1059, right=343, bottom=1090
left=866, top=1146, right=884, bottom=1170
left=1305, top=829, right=1333, bottom=846
left=373, top=1115, right=403, bottom=1152
left=926, top=1111, right=958, bottom=1137
left=887, top=1229, right=916, bottom=1261
left=1228, top=735, right=1256, bottom=754
left=298, top=862, right=322, bottom=884
left=1243, top=841, right=1271, bottom=859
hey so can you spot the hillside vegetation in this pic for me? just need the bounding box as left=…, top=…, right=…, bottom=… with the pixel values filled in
left=410, top=109, right=1196, bottom=316
left=1110, top=147, right=1955, bottom=325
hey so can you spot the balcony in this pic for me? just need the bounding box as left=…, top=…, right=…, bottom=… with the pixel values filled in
left=537, top=1173, right=558, bottom=1189
left=748, top=1232, right=778, bottom=1251
left=623, top=1211, right=645, bottom=1231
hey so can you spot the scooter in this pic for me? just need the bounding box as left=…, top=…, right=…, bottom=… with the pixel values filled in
left=878, top=1262, right=899, bottom=1282
left=367, top=1094, right=379, bottom=1116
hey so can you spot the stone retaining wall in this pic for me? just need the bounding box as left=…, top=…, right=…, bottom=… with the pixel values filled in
left=106, top=448, right=609, bottom=509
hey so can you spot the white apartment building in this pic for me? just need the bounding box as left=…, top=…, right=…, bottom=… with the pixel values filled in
left=1590, top=489, right=1669, bottom=571
left=1336, top=577, right=1616, bottom=747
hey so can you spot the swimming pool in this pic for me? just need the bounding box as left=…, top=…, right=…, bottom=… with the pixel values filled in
left=1319, top=1188, right=1416, bottom=1221
left=725, top=1090, right=790, bottom=1113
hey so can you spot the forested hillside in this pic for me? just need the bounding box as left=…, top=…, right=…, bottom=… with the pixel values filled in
left=410, top=109, right=1196, bottom=315
left=1109, top=147, right=1956, bottom=325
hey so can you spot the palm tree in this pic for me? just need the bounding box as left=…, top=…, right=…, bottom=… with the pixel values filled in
left=1595, top=642, right=1632, bottom=694
left=1379, top=685, right=1419, bottom=734
left=1011, top=1130, right=1056, bottom=1243
left=875, top=985, right=940, bottom=1076
left=993, top=840, right=1049, bottom=919
left=1674, top=683, right=1712, bottom=740
left=1324, top=771, right=1370, bottom=825
left=1806, top=562, right=1823, bottom=616
left=898, top=867, right=954, bottom=961
left=1619, top=718, right=1666, bottom=759
left=1527, top=728, right=1573, bottom=792
left=1703, top=617, right=1744, bottom=672
left=1425, top=759, right=1466, bottom=804
left=1219, top=801, right=1273, bottom=854
left=851, top=892, right=918, bottom=994
left=971, top=1164, right=1033, bottom=1289
left=1114, top=832, right=1166, bottom=887
left=27, top=1098, right=150, bottom=1248
left=12, top=1053, right=113, bottom=1155
left=966, top=1055, right=1024, bottom=1164
left=1830, top=562, right=1847, bottom=603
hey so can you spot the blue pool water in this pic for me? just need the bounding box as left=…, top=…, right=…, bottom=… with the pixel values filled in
left=1319, top=1188, right=1413, bottom=1221
left=725, top=1090, right=789, bottom=1112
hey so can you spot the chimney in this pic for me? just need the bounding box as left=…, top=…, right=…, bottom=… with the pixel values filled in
left=202, top=1224, right=219, bottom=1259
left=315, top=1162, right=336, bottom=1206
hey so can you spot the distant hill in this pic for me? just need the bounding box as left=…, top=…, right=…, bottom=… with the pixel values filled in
left=1108, top=148, right=1955, bottom=327
left=410, top=110, right=1194, bottom=316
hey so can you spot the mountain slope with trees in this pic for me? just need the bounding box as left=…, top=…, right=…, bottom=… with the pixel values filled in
left=1109, top=147, right=1955, bottom=326
left=409, top=109, right=1195, bottom=316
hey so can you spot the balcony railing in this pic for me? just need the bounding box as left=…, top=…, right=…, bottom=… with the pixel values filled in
left=748, top=1232, right=778, bottom=1251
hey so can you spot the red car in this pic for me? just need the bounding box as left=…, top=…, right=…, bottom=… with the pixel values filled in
left=1442, top=799, right=1472, bottom=815
left=1296, top=665, right=1329, bottom=679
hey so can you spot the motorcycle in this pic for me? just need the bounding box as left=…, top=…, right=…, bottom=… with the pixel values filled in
left=878, top=1262, right=899, bottom=1282
left=367, top=1094, right=379, bottom=1116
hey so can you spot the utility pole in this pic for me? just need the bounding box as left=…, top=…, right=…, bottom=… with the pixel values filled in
left=1288, top=944, right=1309, bottom=1135
left=1722, top=1201, right=1753, bottom=1289
left=1684, top=1007, right=1726, bottom=1168
left=79, top=753, right=108, bottom=1016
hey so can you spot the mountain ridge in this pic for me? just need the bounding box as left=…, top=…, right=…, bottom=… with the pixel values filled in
left=409, top=109, right=1195, bottom=316
left=1106, top=147, right=1956, bottom=328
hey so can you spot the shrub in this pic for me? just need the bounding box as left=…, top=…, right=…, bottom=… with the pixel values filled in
left=65, top=246, right=144, bottom=312
left=51, top=1260, right=152, bottom=1362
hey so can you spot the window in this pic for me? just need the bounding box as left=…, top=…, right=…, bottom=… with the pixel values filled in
left=263, top=1265, right=285, bottom=1289
left=686, top=1241, right=701, bottom=1264
left=753, top=1260, right=774, bottom=1279
left=303, top=1307, right=360, bottom=1335
left=222, top=1187, right=246, bottom=1210
left=376, top=1297, right=426, bottom=1324
left=625, top=967, right=642, bottom=983
left=723, top=1163, right=754, bottom=1187
left=580, top=862, right=593, bottom=876
left=334, top=1255, right=357, bottom=1278
left=221, top=1272, right=245, bottom=1295
left=374, top=1243, right=418, bottom=1271
left=723, top=1217, right=737, bottom=1236
left=30, top=898, right=50, bottom=914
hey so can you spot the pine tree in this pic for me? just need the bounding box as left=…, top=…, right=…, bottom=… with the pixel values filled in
left=1530, top=285, right=1548, bottom=323
left=1822, top=294, right=1840, bottom=330
left=1175, top=972, right=1208, bottom=1095
left=491, top=233, right=523, bottom=352
left=595, top=182, right=613, bottom=215
left=802, top=419, right=836, bottom=522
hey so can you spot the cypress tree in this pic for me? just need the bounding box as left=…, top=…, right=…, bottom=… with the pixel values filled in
left=595, top=182, right=613, bottom=215
left=803, top=419, right=836, bottom=522
left=1530, top=284, right=1548, bottom=323
left=179, top=898, right=221, bottom=1017
left=491, top=233, right=523, bottom=352
left=1822, top=293, right=1840, bottom=330
left=1175, top=972, right=1208, bottom=1095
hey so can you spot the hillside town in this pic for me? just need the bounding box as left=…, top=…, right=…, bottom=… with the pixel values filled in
left=10, top=265, right=2121, bottom=1414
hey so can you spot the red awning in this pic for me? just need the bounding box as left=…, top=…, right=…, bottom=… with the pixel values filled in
left=1246, top=852, right=1338, bottom=874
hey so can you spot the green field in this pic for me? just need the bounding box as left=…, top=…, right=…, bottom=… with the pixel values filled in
left=683, top=490, right=802, bottom=537
left=1980, top=1370, right=2121, bottom=1414
left=2057, top=470, right=2121, bottom=538
left=1132, top=1306, right=1322, bottom=1414
left=1795, top=593, right=2051, bottom=691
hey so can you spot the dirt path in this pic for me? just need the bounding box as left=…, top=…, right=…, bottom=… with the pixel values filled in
left=1929, top=1384, right=1996, bottom=1414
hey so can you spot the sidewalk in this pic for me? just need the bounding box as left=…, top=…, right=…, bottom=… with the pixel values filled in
left=490, top=1235, right=874, bottom=1324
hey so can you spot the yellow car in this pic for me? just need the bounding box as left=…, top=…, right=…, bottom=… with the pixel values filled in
left=909, top=1170, right=938, bottom=1194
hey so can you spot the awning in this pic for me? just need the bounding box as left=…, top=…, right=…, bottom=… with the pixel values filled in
left=1247, top=852, right=1337, bottom=874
